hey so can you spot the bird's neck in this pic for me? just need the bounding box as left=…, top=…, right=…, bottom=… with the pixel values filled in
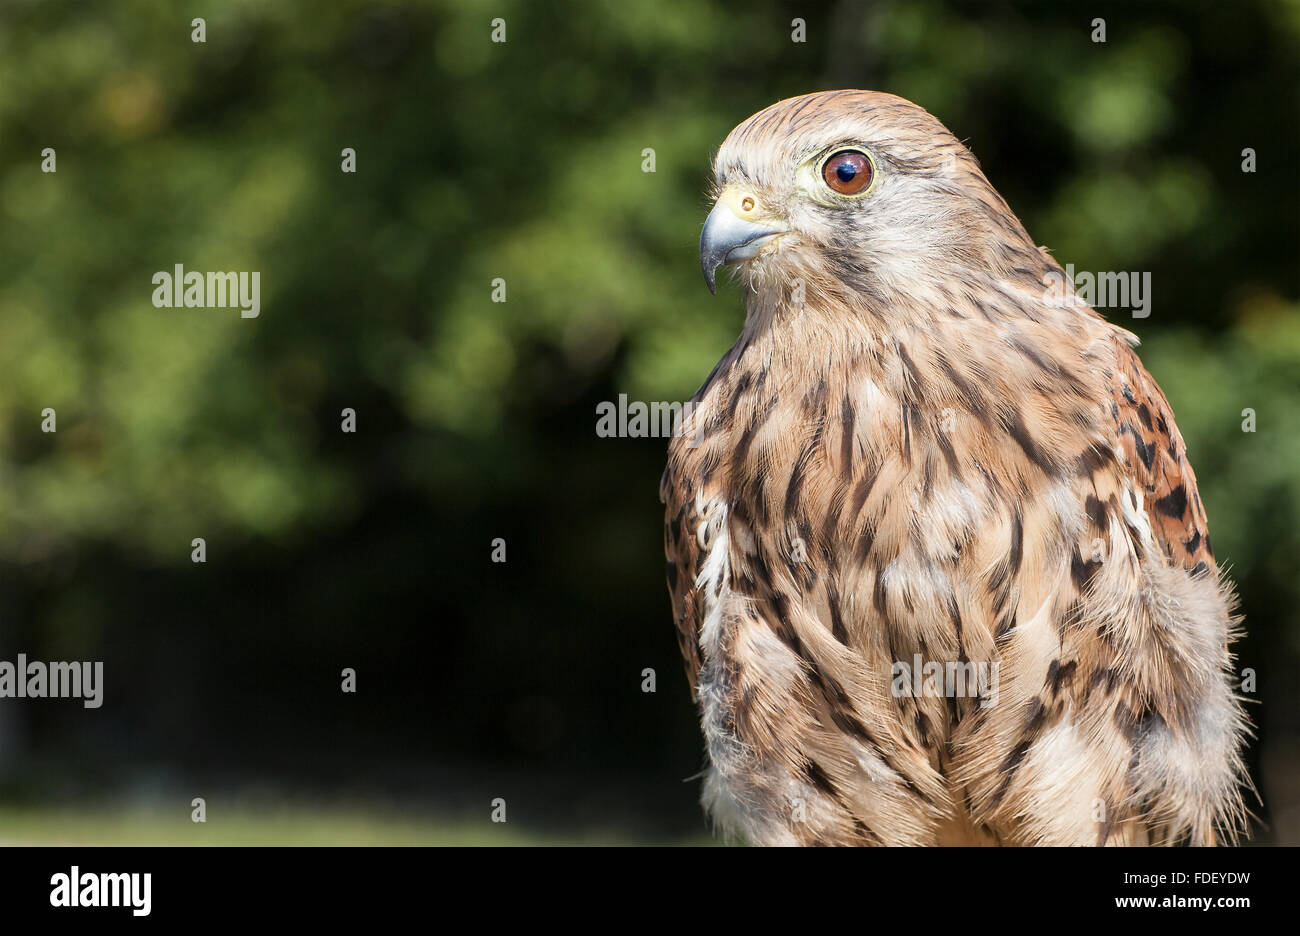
left=730, top=254, right=1104, bottom=404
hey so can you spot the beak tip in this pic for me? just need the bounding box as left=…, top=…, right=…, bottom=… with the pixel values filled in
left=703, top=265, right=718, bottom=295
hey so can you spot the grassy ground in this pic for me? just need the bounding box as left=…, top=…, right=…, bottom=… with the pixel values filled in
left=0, top=805, right=706, bottom=846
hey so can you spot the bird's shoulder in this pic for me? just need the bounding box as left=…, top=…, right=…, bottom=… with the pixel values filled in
left=1100, top=337, right=1216, bottom=573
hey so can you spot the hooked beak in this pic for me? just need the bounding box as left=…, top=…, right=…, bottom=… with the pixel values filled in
left=699, top=190, right=786, bottom=294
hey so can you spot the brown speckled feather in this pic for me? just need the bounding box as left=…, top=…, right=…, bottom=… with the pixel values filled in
left=1110, top=344, right=1216, bottom=574
left=663, top=91, right=1249, bottom=846
left=661, top=466, right=704, bottom=693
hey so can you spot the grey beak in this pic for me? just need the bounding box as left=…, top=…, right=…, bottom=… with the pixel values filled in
left=699, top=202, right=784, bottom=294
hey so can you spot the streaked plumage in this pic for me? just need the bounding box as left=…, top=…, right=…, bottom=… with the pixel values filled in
left=661, top=90, right=1250, bottom=846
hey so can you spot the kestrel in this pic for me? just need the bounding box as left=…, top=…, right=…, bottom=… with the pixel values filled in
left=661, top=90, right=1250, bottom=846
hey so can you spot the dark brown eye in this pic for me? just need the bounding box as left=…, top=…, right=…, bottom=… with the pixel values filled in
left=822, top=150, right=873, bottom=195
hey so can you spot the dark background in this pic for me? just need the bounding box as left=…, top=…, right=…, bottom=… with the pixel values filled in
left=0, top=0, right=1295, bottom=843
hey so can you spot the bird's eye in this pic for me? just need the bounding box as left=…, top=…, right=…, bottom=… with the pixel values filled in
left=822, top=150, right=873, bottom=196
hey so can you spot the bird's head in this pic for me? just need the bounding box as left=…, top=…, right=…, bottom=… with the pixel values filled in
left=701, top=90, right=1040, bottom=303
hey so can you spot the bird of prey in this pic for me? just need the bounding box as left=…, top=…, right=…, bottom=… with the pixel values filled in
left=661, top=90, right=1249, bottom=846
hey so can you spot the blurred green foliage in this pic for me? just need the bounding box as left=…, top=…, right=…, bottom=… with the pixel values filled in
left=0, top=0, right=1296, bottom=841
left=0, top=803, right=707, bottom=845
